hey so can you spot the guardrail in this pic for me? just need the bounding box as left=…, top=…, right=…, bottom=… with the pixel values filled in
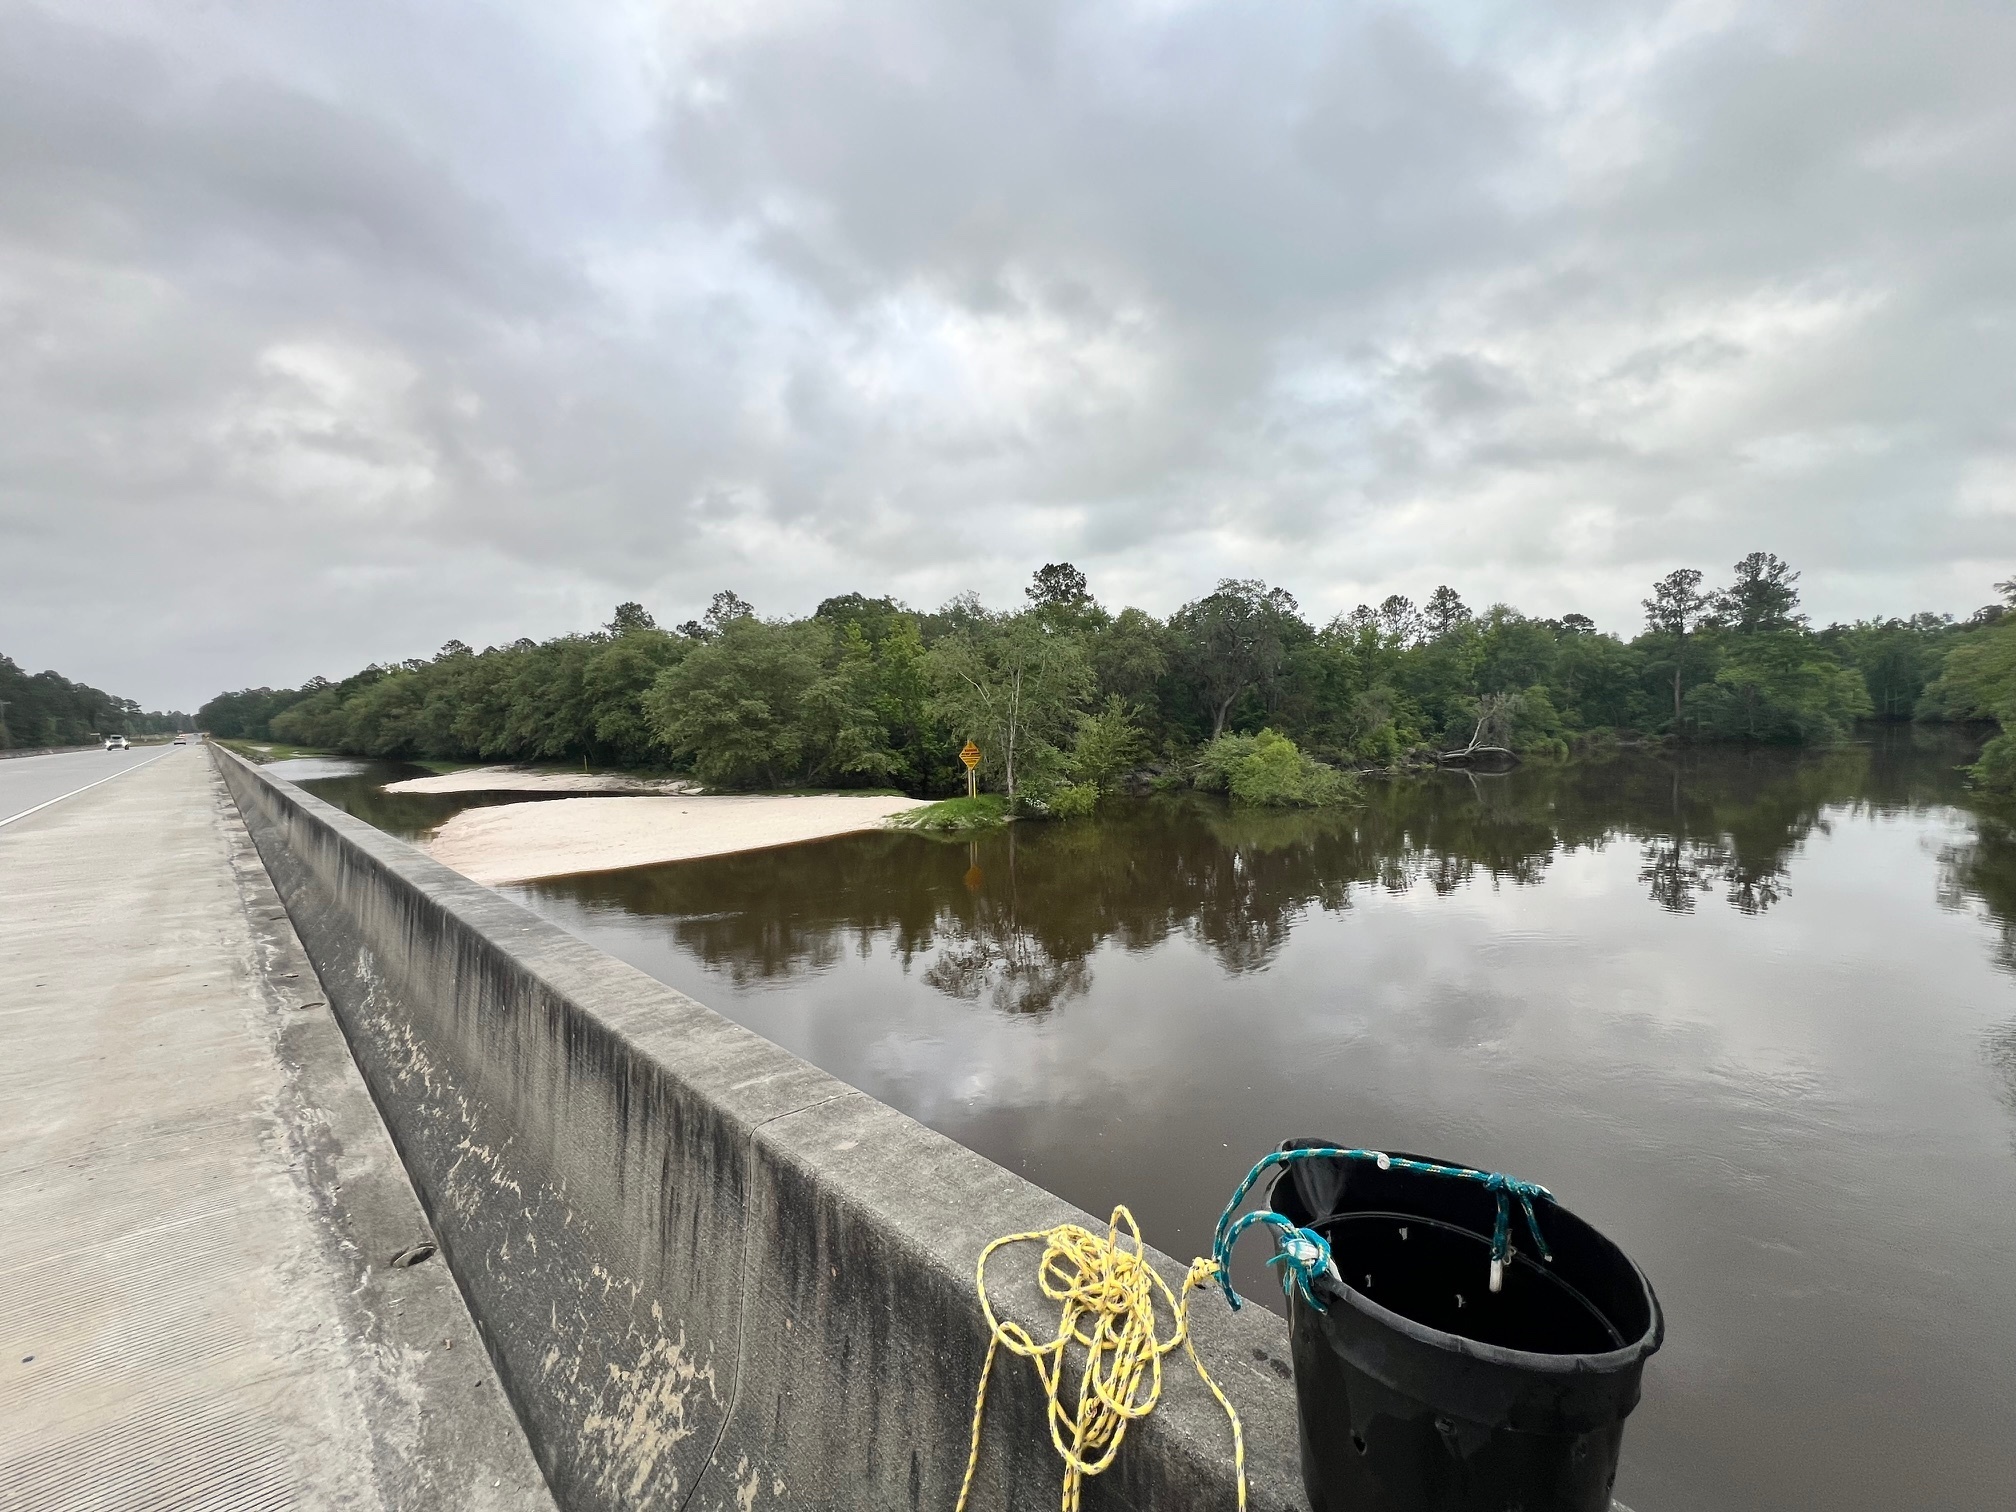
left=214, top=746, right=1309, bottom=1512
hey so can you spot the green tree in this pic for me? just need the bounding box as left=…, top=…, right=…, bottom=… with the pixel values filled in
left=676, top=589, right=756, bottom=642
left=1830, top=616, right=1953, bottom=721
left=499, top=637, right=598, bottom=761
left=1399, top=618, right=1487, bottom=745
left=1027, top=562, right=1092, bottom=612
left=606, top=601, right=657, bottom=635
left=211, top=561, right=1979, bottom=781
left=1643, top=567, right=1711, bottom=731
left=585, top=623, right=689, bottom=764
left=1551, top=631, right=1646, bottom=730
left=646, top=618, right=826, bottom=787
left=1921, top=617, right=2016, bottom=722
left=925, top=614, right=1094, bottom=799
left=1377, top=594, right=1423, bottom=647
left=1686, top=630, right=1871, bottom=743
left=1067, top=696, right=1149, bottom=799
left=807, top=601, right=939, bottom=786
left=1476, top=607, right=1558, bottom=693
left=799, top=623, right=907, bottom=784
left=1089, top=606, right=1174, bottom=708
left=7, top=654, right=187, bottom=744
left=1171, top=580, right=1308, bottom=738
left=338, top=669, right=427, bottom=757
left=1714, top=552, right=1805, bottom=633
left=1423, top=585, right=1472, bottom=638
left=1920, top=615, right=2016, bottom=792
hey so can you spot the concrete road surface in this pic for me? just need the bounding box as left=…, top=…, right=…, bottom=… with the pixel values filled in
left=0, top=746, right=553, bottom=1510
left=0, top=742, right=176, bottom=827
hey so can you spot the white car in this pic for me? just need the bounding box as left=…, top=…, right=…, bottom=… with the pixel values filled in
left=104, top=736, right=128, bottom=751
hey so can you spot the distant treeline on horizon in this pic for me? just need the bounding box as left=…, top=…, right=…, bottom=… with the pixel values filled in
left=0, top=654, right=189, bottom=749
left=197, top=554, right=2016, bottom=801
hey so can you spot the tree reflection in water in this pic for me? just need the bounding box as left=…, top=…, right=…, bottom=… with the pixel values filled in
left=920, top=832, right=1092, bottom=1014
left=1936, top=800, right=2016, bottom=1128
left=518, top=726, right=2008, bottom=1014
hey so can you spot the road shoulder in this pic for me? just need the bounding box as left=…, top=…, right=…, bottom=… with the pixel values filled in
left=0, top=748, right=554, bottom=1509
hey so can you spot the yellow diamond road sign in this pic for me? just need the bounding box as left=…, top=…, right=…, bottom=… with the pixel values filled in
left=959, top=741, right=982, bottom=769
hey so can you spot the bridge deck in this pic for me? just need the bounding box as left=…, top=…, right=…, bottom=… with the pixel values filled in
left=0, top=747, right=552, bottom=1510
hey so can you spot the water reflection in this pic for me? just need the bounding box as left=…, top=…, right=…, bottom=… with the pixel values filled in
left=267, top=756, right=584, bottom=841
left=1939, top=806, right=2016, bottom=972
left=514, top=733, right=1996, bottom=1010
left=1934, top=804, right=2016, bottom=1132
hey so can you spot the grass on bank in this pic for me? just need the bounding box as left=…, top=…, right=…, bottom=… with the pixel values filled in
left=886, top=794, right=1011, bottom=833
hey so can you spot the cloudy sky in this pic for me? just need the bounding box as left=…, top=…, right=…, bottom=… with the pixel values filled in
left=3, top=0, right=2012, bottom=710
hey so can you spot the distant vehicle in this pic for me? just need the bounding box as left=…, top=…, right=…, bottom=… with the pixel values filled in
left=172, top=736, right=188, bottom=745
left=104, top=736, right=128, bottom=751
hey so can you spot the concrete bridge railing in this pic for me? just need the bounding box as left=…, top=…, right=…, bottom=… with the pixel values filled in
left=216, top=747, right=1309, bottom=1512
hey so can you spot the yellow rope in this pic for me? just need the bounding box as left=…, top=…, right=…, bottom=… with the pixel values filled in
left=953, top=1206, right=1246, bottom=1512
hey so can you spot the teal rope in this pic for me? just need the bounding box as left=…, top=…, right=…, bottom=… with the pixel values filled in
left=1218, top=1209, right=1337, bottom=1312
left=1210, top=1146, right=1555, bottom=1313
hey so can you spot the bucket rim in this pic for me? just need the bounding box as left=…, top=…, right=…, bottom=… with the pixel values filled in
left=1271, top=1144, right=1665, bottom=1373
left=1307, top=1249, right=1665, bottom=1376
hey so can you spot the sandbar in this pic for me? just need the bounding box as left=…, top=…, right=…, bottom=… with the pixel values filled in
left=384, top=764, right=697, bottom=796
left=423, top=793, right=934, bottom=885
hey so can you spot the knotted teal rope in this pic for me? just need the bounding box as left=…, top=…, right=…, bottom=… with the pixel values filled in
left=1217, top=1209, right=1337, bottom=1311
left=1210, top=1146, right=1555, bottom=1313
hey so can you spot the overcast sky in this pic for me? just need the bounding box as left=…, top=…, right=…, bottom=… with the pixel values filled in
left=4, top=1, right=2012, bottom=710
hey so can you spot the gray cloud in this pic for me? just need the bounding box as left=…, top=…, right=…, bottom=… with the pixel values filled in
left=3, top=0, right=2014, bottom=708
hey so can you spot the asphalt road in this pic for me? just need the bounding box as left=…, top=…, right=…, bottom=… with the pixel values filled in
left=0, top=743, right=180, bottom=827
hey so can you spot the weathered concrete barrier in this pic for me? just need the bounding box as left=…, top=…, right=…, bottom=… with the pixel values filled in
left=216, top=748, right=1310, bottom=1512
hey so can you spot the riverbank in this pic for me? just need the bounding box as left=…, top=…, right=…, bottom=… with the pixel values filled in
left=383, top=763, right=697, bottom=796
left=424, top=792, right=935, bottom=884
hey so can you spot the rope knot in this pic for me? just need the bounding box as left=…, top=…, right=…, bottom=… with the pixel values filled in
left=1267, top=1224, right=1338, bottom=1312
left=1481, top=1171, right=1554, bottom=1269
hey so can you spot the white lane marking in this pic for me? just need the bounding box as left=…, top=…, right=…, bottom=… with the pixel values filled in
left=0, top=747, right=179, bottom=828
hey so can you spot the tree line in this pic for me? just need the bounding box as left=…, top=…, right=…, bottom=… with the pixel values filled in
left=0, top=653, right=189, bottom=748
left=197, top=554, right=2016, bottom=803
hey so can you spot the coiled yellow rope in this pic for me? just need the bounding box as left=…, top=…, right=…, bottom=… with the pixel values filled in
left=953, top=1206, right=1246, bottom=1512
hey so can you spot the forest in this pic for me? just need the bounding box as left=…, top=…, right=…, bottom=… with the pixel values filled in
left=197, top=553, right=2016, bottom=806
left=0, top=654, right=189, bottom=748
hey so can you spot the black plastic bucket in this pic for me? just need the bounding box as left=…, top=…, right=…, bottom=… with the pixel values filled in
left=1267, top=1139, right=1662, bottom=1512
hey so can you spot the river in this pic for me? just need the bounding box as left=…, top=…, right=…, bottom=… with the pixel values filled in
left=278, top=728, right=2016, bottom=1512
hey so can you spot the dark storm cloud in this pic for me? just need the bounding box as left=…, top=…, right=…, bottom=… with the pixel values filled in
left=2, top=0, right=2013, bottom=707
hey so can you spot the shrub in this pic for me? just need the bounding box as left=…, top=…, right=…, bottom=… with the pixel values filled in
left=1192, top=731, right=1255, bottom=792
left=1047, top=782, right=1101, bottom=819
left=1196, top=728, right=1357, bottom=807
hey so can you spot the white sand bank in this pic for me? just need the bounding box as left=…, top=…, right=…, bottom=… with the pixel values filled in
left=384, top=764, right=697, bottom=796
left=424, top=793, right=934, bottom=885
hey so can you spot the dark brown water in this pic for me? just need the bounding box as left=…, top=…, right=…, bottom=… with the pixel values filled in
left=284, top=732, right=2016, bottom=1512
